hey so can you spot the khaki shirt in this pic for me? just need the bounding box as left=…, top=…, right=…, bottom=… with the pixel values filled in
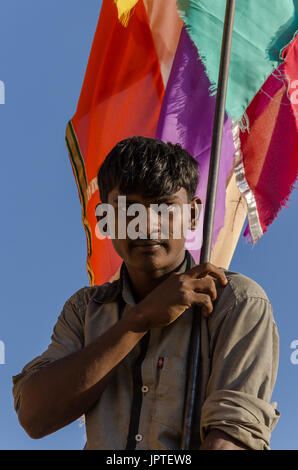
left=12, top=251, right=280, bottom=450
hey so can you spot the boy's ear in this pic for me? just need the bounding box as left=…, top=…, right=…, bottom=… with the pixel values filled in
left=190, top=197, right=202, bottom=230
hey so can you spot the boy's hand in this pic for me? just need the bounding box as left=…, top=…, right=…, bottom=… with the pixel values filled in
left=130, top=262, right=228, bottom=332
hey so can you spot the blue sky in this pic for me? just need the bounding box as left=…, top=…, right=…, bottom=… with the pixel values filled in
left=0, top=0, right=297, bottom=450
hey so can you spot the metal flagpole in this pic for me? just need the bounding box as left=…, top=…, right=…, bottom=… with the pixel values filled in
left=181, top=0, right=237, bottom=450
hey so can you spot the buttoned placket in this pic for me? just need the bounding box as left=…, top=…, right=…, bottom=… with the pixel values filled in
left=121, top=252, right=191, bottom=449
left=134, top=326, right=164, bottom=449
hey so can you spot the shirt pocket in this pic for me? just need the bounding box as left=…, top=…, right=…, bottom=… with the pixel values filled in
left=152, top=355, right=186, bottom=433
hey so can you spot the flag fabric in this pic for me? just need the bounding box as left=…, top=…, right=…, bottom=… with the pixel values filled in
left=66, top=0, right=166, bottom=285
left=176, top=0, right=298, bottom=120
left=155, top=26, right=236, bottom=262
left=66, top=0, right=297, bottom=285
left=239, top=34, right=298, bottom=242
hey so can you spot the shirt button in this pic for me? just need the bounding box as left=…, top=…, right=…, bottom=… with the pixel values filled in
left=141, top=385, right=149, bottom=393
left=135, top=434, right=143, bottom=442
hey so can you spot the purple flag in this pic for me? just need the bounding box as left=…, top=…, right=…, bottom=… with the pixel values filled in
left=155, top=27, right=235, bottom=263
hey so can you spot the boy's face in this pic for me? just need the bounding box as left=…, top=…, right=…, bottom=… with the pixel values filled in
left=104, top=186, right=201, bottom=273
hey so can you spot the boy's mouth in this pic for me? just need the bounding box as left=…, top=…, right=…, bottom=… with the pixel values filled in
left=131, top=240, right=167, bottom=250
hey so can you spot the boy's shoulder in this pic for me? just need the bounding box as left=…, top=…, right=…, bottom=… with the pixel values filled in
left=222, top=269, right=270, bottom=303
left=208, top=268, right=275, bottom=330
left=66, top=278, right=122, bottom=309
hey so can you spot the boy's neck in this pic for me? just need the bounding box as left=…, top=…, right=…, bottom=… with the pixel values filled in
left=124, top=250, right=187, bottom=302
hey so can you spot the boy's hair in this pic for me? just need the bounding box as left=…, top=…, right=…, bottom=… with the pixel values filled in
left=97, top=136, right=199, bottom=203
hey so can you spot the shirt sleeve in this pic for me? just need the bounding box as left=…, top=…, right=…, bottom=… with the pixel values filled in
left=200, top=295, right=280, bottom=450
left=12, top=288, right=86, bottom=414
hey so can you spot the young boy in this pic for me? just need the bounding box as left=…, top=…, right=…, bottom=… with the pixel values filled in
left=12, top=137, right=279, bottom=450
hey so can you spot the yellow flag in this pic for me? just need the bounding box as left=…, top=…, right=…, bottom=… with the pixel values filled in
left=114, top=0, right=140, bottom=26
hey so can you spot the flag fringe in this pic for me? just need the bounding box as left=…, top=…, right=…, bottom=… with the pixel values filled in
left=232, top=123, right=263, bottom=244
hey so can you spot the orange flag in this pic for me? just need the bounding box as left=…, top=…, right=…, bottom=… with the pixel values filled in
left=66, top=0, right=164, bottom=285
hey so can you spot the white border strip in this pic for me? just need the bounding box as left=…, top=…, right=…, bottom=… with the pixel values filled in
left=232, top=123, right=263, bottom=243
